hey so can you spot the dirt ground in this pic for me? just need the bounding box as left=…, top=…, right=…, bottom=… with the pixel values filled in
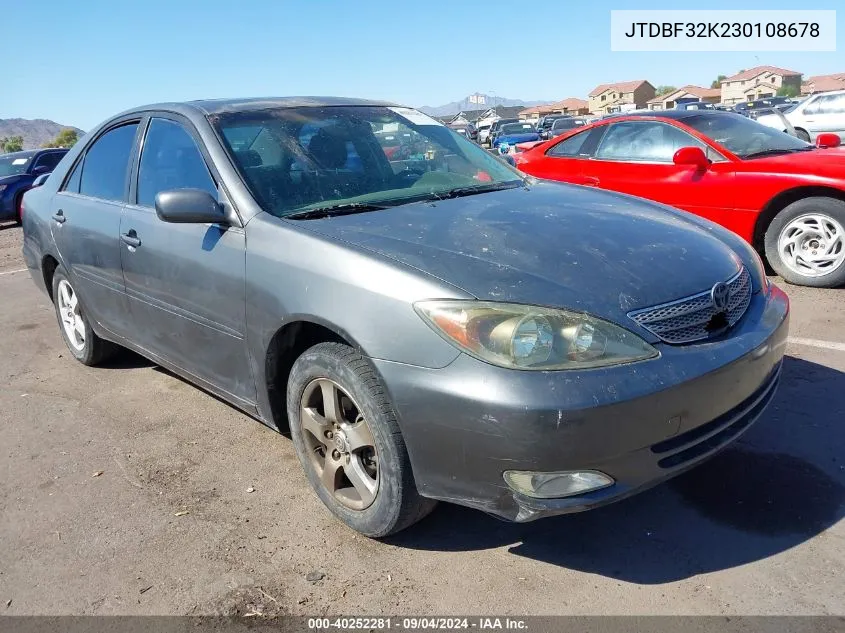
left=0, top=222, right=843, bottom=616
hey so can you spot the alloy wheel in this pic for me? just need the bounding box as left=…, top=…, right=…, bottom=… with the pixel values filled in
left=778, top=213, right=845, bottom=278
left=299, top=378, right=379, bottom=510
left=57, top=279, right=85, bottom=351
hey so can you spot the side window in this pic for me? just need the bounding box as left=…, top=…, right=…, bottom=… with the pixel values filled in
left=817, top=94, right=845, bottom=115
left=802, top=96, right=822, bottom=116
left=137, top=119, right=216, bottom=208
left=546, top=129, right=592, bottom=157
left=79, top=123, right=139, bottom=201
left=595, top=121, right=707, bottom=163
left=63, top=159, right=83, bottom=193
left=33, top=152, right=64, bottom=171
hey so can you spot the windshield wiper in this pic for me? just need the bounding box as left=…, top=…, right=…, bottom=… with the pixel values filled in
left=286, top=202, right=391, bottom=220
left=427, top=180, right=526, bottom=201
left=743, top=147, right=814, bottom=159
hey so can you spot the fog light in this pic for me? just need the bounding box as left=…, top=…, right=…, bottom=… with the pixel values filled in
left=503, top=470, right=614, bottom=499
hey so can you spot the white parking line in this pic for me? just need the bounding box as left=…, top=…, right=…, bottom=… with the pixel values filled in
left=788, top=337, right=845, bottom=352
left=0, top=268, right=27, bottom=276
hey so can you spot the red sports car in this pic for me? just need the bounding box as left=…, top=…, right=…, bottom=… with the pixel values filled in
left=515, top=110, right=845, bottom=288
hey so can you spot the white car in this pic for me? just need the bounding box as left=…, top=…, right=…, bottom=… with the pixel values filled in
left=755, top=90, right=845, bottom=142
left=477, top=124, right=492, bottom=146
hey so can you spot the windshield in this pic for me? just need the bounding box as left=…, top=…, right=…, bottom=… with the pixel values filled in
left=552, top=118, right=579, bottom=130
left=211, top=105, right=522, bottom=217
left=681, top=113, right=812, bottom=158
left=500, top=123, right=535, bottom=135
left=0, top=154, right=32, bottom=177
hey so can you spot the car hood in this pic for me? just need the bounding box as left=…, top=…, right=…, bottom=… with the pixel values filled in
left=742, top=147, right=845, bottom=176
left=292, top=182, right=743, bottom=326
left=0, top=174, right=23, bottom=185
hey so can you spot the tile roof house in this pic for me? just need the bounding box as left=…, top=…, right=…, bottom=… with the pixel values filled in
left=646, top=85, right=722, bottom=110
left=720, top=66, right=802, bottom=105
left=588, top=80, right=655, bottom=115
left=801, top=72, right=845, bottom=95
left=519, top=98, right=590, bottom=119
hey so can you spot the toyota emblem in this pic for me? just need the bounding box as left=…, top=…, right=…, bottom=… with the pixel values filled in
left=711, top=282, right=730, bottom=312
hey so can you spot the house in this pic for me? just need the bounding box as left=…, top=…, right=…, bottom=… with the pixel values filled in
left=518, top=98, right=590, bottom=120
left=646, top=85, right=722, bottom=110
left=469, top=106, right=527, bottom=127
left=801, top=72, right=845, bottom=95
left=588, top=80, right=656, bottom=115
left=720, top=66, right=802, bottom=105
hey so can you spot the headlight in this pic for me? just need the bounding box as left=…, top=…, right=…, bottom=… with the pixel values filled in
left=415, top=301, right=658, bottom=370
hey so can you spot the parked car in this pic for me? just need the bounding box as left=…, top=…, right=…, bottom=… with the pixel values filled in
left=489, top=117, right=519, bottom=146
left=476, top=123, right=492, bottom=146
left=448, top=122, right=478, bottom=141
left=543, top=116, right=587, bottom=139
left=0, top=148, right=68, bottom=223
left=516, top=110, right=845, bottom=287
left=536, top=115, right=566, bottom=138
left=675, top=101, right=717, bottom=111
left=755, top=90, right=845, bottom=142
left=22, top=97, right=788, bottom=537
left=734, top=97, right=793, bottom=119
left=492, top=122, right=539, bottom=152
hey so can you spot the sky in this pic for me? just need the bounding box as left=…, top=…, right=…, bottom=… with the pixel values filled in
left=2, top=0, right=842, bottom=131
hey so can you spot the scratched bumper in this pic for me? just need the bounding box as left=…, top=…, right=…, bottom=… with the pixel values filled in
left=374, top=285, right=789, bottom=521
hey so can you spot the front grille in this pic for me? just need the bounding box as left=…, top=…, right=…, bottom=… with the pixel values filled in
left=628, top=267, right=752, bottom=344
left=651, top=363, right=781, bottom=469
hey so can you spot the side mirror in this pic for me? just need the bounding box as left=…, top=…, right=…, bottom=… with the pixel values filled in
left=155, top=189, right=227, bottom=224
left=816, top=133, right=841, bottom=148
left=31, top=165, right=51, bottom=176
left=673, top=146, right=710, bottom=170
left=32, top=173, right=51, bottom=188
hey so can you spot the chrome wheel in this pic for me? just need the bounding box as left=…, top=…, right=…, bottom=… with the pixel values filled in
left=300, top=378, right=378, bottom=511
left=57, top=279, right=85, bottom=351
left=778, top=213, right=845, bottom=278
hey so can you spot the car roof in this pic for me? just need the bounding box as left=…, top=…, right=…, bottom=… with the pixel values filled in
left=0, top=150, right=39, bottom=159
left=618, top=110, right=741, bottom=121
left=118, top=96, right=402, bottom=118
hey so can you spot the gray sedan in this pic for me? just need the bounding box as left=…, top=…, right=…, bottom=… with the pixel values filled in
left=22, top=97, right=789, bottom=536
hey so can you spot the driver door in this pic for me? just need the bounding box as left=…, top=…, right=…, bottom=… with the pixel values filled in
left=584, top=120, right=736, bottom=226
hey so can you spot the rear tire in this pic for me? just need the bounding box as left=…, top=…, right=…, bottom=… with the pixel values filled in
left=286, top=342, right=436, bottom=537
left=795, top=128, right=811, bottom=142
left=52, top=266, right=119, bottom=365
left=764, top=197, right=845, bottom=288
left=14, top=193, right=23, bottom=225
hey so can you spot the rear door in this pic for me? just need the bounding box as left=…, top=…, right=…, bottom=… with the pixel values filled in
left=809, top=93, right=845, bottom=135
left=120, top=115, right=253, bottom=403
left=583, top=120, right=736, bottom=225
left=50, top=121, right=139, bottom=338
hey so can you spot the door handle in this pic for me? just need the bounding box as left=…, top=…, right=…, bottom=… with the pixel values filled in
left=120, top=231, right=141, bottom=248
left=582, top=176, right=600, bottom=187
left=52, top=209, right=66, bottom=224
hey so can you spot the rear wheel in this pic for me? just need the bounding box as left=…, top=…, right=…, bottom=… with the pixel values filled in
left=52, top=267, right=118, bottom=365
left=795, top=128, right=811, bottom=142
left=764, top=197, right=845, bottom=287
left=14, top=193, right=23, bottom=225
left=287, top=342, right=436, bottom=537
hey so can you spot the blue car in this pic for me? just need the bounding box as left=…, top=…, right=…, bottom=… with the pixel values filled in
left=492, top=122, right=539, bottom=153
left=0, top=149, right=68, bottom=223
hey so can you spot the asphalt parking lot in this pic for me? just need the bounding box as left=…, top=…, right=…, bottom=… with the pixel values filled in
left=0, top=221, right=843, bottom=616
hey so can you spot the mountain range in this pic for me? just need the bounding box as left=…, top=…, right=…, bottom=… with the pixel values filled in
left=0, top=118, right=84, bottom=151
left=418, top=94, right=546, bottom=118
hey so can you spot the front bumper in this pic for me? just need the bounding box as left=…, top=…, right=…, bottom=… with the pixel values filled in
left=375, top=285, right=789, bottom=521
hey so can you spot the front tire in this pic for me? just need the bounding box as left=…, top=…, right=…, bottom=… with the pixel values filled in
left=52, top=267, right=118, bottom=365
left=764, top=197, right=845, bottom=287
left=286, top=342, right=436, bottom=537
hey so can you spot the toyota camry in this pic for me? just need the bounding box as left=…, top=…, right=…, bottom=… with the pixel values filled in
left=22, top=97, right=789, bottom=536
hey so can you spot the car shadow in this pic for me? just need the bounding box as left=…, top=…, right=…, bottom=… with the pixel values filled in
left=99, top=349, right=156, bottom=370
left=387, top=355, right=845, bottom=584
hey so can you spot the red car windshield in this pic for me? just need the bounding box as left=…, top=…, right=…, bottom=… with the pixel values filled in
left=682, top=113, right=812, bottom=159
